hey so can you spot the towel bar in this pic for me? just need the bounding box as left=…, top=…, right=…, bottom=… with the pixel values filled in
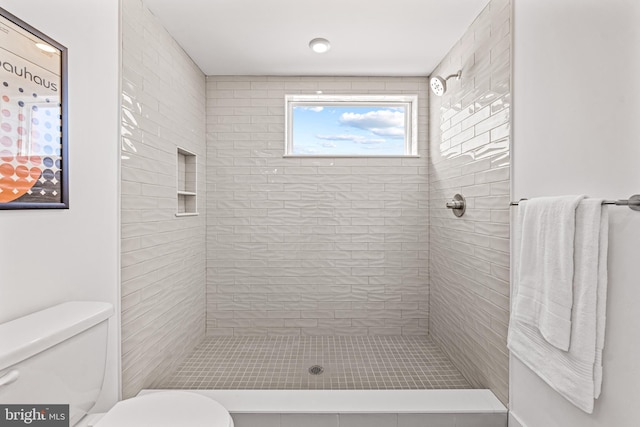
left=510, top=194, right=640, bottom=211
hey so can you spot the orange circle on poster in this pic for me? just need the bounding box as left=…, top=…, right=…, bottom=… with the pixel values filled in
left=13, top=178, right=30, bottom=192
left=15, top=165, right=29, bottom=178
left=0, top=163, right=13, bottom=177
left=0, top=176, right=14, bottom=188
left=0, top=150, right=13, bottom=162
left=30, top=167, right=41, bottom=180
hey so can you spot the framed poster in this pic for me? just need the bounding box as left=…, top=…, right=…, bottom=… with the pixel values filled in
left=0, top=8, right=68, bottom=209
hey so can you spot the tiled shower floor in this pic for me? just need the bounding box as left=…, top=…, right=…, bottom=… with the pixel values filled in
left=158, top=336, right=471, bottom=390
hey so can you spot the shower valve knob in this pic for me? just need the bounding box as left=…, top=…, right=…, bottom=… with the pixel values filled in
left=446, top=194, right=466, bottom=217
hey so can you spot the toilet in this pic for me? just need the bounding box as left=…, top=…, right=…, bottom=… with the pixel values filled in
left=0, top=302, right=233, bottom=427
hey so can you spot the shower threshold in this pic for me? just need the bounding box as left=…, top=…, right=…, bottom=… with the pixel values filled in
left=140, top=389, right=507, bottom=427
left=151, top=336, right=507, bottom=426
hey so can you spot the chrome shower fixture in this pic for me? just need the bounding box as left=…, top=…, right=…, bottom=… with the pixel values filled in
left=429, top=70, right=462, bottom=96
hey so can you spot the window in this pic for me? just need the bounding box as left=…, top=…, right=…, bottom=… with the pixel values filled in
left=285, top=95, right=418, bottom=157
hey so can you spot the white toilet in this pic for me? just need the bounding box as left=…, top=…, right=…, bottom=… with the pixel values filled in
left=0, top=302, right=233, bottom=427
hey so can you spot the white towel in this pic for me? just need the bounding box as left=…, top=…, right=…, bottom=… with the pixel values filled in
left=508, top=199, right=609, bottom=413
left=594, top=202, right=609, bottom=398
left=513, top=195, right=585, bottom=350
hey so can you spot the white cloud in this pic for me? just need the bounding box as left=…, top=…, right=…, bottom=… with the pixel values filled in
left=316, top=134, right=386, bottom=145
left=295, top=146, right=319, bottom=154
left=297, top=106, right=324, bottom=112
left=366, top=127, right=405, bottom=138
left=338, top=110, right=405, bottom=139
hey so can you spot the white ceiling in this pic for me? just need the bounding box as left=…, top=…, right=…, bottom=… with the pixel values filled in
left=142, top=0, right=490, bottom=76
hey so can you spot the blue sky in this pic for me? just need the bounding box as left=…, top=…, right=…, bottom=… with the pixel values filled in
left=291, top=105, right=406, bottom=155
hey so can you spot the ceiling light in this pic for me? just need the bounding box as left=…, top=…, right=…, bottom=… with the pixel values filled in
left=35, top=43, right=56, bottom=53
left=309, top=38, right=330, bottom=54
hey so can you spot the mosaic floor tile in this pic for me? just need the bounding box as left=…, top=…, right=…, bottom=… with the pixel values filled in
left=158, top=336, right=470, bottom=390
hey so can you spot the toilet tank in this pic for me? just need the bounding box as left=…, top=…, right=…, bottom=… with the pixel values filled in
left=0, top=302, right=114, bottom=426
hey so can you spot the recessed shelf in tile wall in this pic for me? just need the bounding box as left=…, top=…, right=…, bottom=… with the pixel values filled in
left=177, top=148, right=198, bottom=216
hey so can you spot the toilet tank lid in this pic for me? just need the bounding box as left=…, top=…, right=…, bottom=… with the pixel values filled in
left=0, top=301, right=114, bottom=371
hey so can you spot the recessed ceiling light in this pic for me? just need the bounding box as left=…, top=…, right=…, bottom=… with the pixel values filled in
left=309, top=38, right=330, bottom=54
left=35, top=43, right=56, bottom=53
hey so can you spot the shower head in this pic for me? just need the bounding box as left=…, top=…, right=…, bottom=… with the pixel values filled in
left=429, top=76, right=447, bottom=97
left=429, top=70, right=462, bottom=96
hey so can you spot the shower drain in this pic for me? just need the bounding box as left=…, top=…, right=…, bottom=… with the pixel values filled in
left=308, top=365, right=324, bottom=375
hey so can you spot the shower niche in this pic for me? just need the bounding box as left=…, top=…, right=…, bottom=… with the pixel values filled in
left=176, top=147, right=197, bottom=216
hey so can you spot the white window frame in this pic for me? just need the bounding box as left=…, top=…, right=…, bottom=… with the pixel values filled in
left=285, top=94, right=419, bottom=157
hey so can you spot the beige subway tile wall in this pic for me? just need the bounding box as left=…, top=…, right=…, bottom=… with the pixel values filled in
left=206, top=77, right=429, bottom=336
left=120, top=0, right=207, bottom=398
left=428, top=0, right=511, bottom=404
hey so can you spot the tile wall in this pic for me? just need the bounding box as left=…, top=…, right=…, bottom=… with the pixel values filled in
left=206, top=77, right=429, bottom=336
left=428, top=0, right=511, bottom=404
left=120, top=0, right=207, bottom=398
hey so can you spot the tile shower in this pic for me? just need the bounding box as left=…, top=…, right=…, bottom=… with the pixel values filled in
left=121, top=0, right=510, bottom=408
left=205, top=75, right=429, bottom=337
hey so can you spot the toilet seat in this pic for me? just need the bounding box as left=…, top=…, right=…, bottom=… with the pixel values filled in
left=94, top=391, right=233, bottom=427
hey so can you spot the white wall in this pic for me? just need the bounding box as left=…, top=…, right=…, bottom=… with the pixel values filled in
left=511, top=0, right=640, bottom=426
left=0, top=0, right=121, bottom=411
